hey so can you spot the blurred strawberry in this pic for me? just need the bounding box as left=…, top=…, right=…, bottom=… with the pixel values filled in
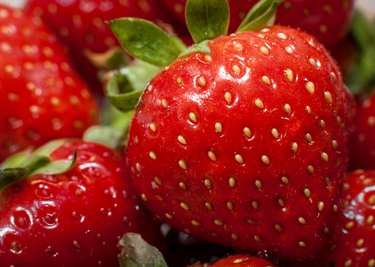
left=25, top=0, right=182, bottom=94
left=0, top=4, right=98, bottom=162
left=349, top=93, right=375, bottom=169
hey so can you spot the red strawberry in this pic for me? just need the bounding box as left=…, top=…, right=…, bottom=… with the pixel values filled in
left=25, top=0, right=182, bottom=93
left=349, top=94, right=375, bottom=170
left=325, top=169, right=375, bottom=266
left=210, top=255, right=275, bottom=267
left=124, top=23, right=354, bottom=261
left=160, top=0, right=354, bottom=49
left=0, top=139, right=161, bottom=266
left=0, top=5, right=99, bottom=162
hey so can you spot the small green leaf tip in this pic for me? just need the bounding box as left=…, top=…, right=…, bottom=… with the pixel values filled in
left=186, top=0, right=229, bottom=43
left=237, top=0, right=281, bottom=32
left=118, top=233, right=168, bottom=267
left=0, top=139, right=76, bottom=190
left=109, top=18, right=186, bottom=67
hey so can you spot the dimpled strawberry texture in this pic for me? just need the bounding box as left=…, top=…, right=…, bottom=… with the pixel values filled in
left=126, top=26, right=355, bottom=261
left=0, top=5, right=98, bottom=162
left=0, top=141, right=151, bottom=266
left=160, top=0, right=354, bottom=49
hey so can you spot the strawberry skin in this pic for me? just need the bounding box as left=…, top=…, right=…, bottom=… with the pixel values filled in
left=211, top=255, right=275, bottom=267
left=126, top=25, right=355, bottom=261
left=326, top=170, right=375, bottom=266
left=0, top=5, right=98, bottom=161
left=0, top=140, right=159, bottom=266
left=349, top=94, right=375, bottom=170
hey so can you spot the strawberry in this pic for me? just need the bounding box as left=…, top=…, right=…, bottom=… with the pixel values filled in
left=25, top=0, right=182, bottom=94
left=210, top=255, right=275, bottom=267
left=0, top=5, right=98, bottom=162
left=350, top=94, right=375, bottom=170
left=0, top=139, right=161, bottom=266
left=160, top=0, right=354, bottom=49
left=325, top=169, right=375, bottom=266
left=111, top=0, right=356, bottom=261
left=349, top=93, right=375, bottom=170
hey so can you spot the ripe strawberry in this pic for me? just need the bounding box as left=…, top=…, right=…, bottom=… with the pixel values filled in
left=0, top=5, right=98, bottom=162
left=25, top=0, right=182, bottom=93
left=348, top=93, right=375, bottom=170
left=0, top=139, right=161, bottom=266
left=124, top=24, right=354, bottom=261
left=160, top=0, right=354, bottom=48
left=325, top=169, right=375, bottom=266
left=210, top=255, right=275, bottom=267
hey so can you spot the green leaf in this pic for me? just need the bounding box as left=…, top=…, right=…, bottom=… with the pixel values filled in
left=118, top=233, right=168, bottom=267
left=0, top=168, right=28, bottom=188
left=109, top=18, right=186, bottom=67
left=237, top=0, right=281, bottom=32
left=32, top=139, right=68, bottom=158
left=0, top=149, right=33, bottom=169
left=186, top=0, right=229, bottom=43
left=105, top=60, right=160, bottom=113
left=30, top=150, right=77, bottom=176
left=107, top=74, right=144, bottom=112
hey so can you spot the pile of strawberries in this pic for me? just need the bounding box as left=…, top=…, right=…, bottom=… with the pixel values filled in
left=0, top=0, right=374, bottom=266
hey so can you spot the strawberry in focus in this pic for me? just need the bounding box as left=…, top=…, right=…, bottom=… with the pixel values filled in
left=0, top=5, right=98, bottom=162
left=325, top=170, right=375, bottom=266
left=124, top=24, right=355, bottom=261
left=0, top=140, right=160, bottom=266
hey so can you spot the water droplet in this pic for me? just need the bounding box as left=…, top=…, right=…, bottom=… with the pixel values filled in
left=9, top=241, right=22, bottom=254
left=34, top=183, right=56, bottom=199
left=38, top=205, right=58, bottom=229
left=11, top=208, right=32, bottom=230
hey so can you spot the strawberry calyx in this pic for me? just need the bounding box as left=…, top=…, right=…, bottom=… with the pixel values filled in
left=107, top=0, right=280, bottom=114
left=118, top=233, right=168, bottom=267
left=0, top=139, right=76, bottom=190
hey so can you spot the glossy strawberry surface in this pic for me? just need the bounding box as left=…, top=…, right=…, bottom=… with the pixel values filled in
left=0, top=5, right=98, bottom=162
left=126, top=25, right=355, bottom=260
left=325, top=170, right=375, bottom=267
left=0, top=140, right=155, bottom=266
left=211, top=255, right=275, bottom=267
left=160, top=0, right=354, bottom=49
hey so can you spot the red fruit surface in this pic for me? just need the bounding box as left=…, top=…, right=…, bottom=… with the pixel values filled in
left=160, top=0, right=354, bottom=49
left=126, top=25, right=355, bottom=261
left=0, top=140, right=158, bottom=266
left=349, top=94, right=375, bottom=170
left=326, top=170, right=375, bottom=266
left=25, top=0, right=182, bottom=93
left=0, top=5, right=98, bottom=162
left=211, top=255, right=275, bottom=267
